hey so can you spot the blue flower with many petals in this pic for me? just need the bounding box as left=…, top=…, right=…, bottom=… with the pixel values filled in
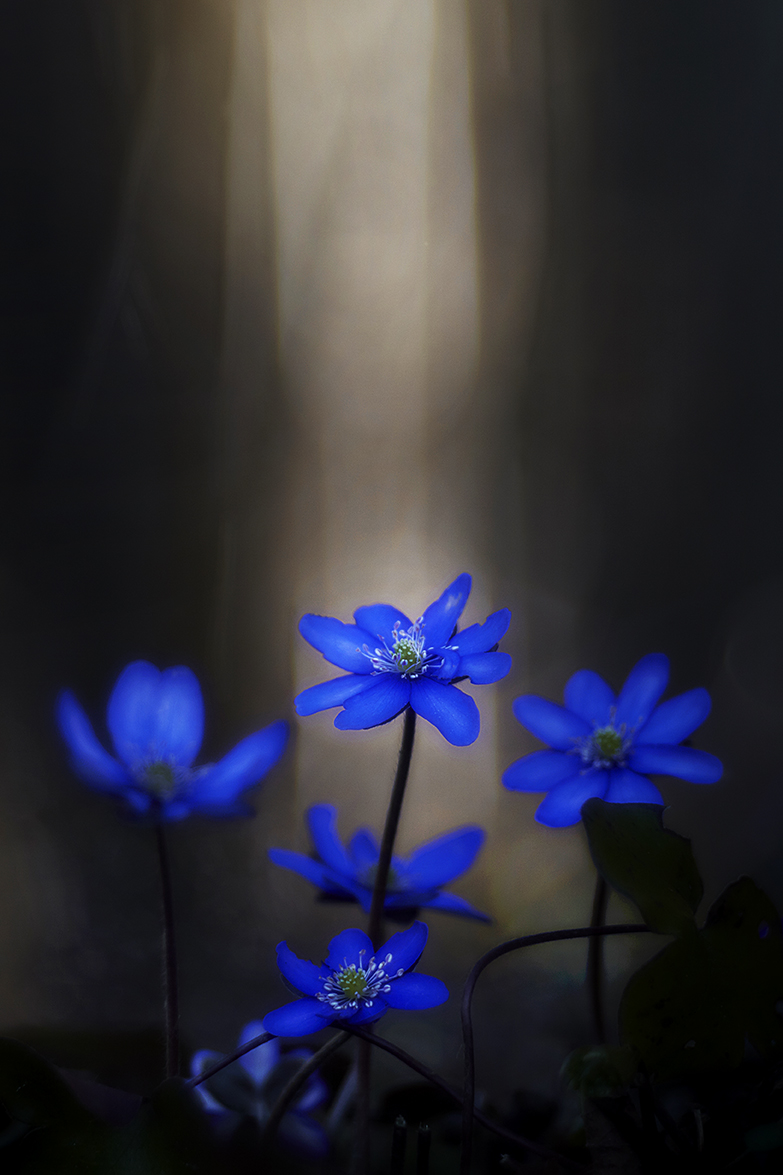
left=503, top=653, right=723, bottom=827
left=263, top=922, right=448, bottom=1037
left=57, top=660, right=288, bottom=821
left=295, top=573, right=511, bottom=746
left=269, top=804, right=489, bottom=922
left=191, top=1021, right=328, bottom=1159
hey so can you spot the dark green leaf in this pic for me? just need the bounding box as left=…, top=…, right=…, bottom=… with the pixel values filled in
left=582, top=799, right=703, bottom=935
left=0, top=1041, right=217, bottom=1174
left=620, top=877, right=783, bottom=1079
left=0, top=1038, right=89, bottom=1127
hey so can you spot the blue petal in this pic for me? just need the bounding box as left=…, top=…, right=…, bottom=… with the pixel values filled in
left=614, top=653, right=670, bottom=730
left=563, top=670, right=615, bottom=726
left=190, top=1051, right=224, bottom=1113
left=277, top=1112, right=330, bottom=1160
left=604, top=768, right=664, bottom=805
left=344, top=999, right=388, bottom=1026
left=237, top=1024, right=279, bottom=1086
left=307, top=805, right=354, bottom=874
left=502, top=749, right=582, bottom=793
left=325, top=927, right=373, bottom=971
left=353, top=604, right=412, bottom=642
left=379, top=920, right=428, bottom=972
left=534, top=771, right=609, bottom=827
left=190, top=721, right=288, bottom=808
left=299, top=615, right=375, bottom=673
left=159, top=799, right=192, bottom=822
left=152, top=666, right=204, bottom=766
left=56, top=691, right=132, bottom=791
left=107, top=662, right=204, bottom=768
left=263, top=999, right=334, bottom=1037
left=635, top=688, right=712, bottom=746
left=450, top=609, right=511, bottom=656
left=288, top=1052, right=329, bottom=1112
left=511, top=696, right=591, bottom=750
left=106, top=661, right=161, bottom=766
left=628, top=745, right=723, bottom=784
left=295, top=674, right=375, bottom=717
left=334, top=677, right=410, bottom=730
left=404, top=828, right=485, bottom=888
left=422, top=891, right=491, bottom=922
left=457, top=651, right=512, bottom=685
left=383, top=973, right=448, bottom=1010
left=420, top=574, right=472, bottom=646
left=348, top=829, right=379, bottom=870
left=268, top=849, right=346, bottom=894
left=276, top=942, right=324, bottom=995
left=409, top=678, right=479, bottom=745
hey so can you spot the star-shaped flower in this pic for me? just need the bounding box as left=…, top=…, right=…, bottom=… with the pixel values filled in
left=503, top=653, right=723, bottom=827
left=191, top=1021, right=328, bottom=1159
left=263, top=922, right=448, bottom=1037
left=269, top=804, right=489, bottom=921
left=295, top=573, right=511, bottom=745
left=57, top=660, right=288, bottom=820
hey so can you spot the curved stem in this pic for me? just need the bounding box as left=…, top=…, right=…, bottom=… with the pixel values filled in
left=187, top=1030, right=275, bottom=1089
left=259, top=1031, right=351, bottom=1145
left=459, top=922, right=649, bottom=1175
left=355, top=706, right=417, bottom=1175
left=346, top=1026, right=584, bottom=1174
left=587, top=873, right=610, bottom=1044
left=155, top=824, right=179, bottom=1078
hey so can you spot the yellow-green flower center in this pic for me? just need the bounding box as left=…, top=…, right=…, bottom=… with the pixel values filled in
left=393, top=637, right=421, bottom=670
left=592, top=727, right=624, bottom=760
left=144, top=761, right=177, bottom=799
left=336, top=968, right=370, bottom=1001
left=362, top=864, right=400, bottom=891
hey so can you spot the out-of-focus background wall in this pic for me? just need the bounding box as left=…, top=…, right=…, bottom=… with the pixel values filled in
left=3, top=0, right=783, bottom=1106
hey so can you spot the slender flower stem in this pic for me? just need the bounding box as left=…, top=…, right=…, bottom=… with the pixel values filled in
left=367, top=706, right=417, bottom=946
left=459, top=922, right=649, bottom=1175
left=259, top=1031, right=351, bottom=1146
left=187, top=1030, right=275, bottom=1089
left=355, top=706, right=417, bottom=1175
left=346, top=1026, right=585, bottom=1173
left=587, top=872, right=610, bottom=1044
left=155, top=824, right=179, bottom=1078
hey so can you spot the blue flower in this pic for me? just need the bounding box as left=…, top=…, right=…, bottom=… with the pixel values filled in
left=191, top=1021, right=329, bottom=1159
left=56, top=660, right=288, bottom=821
left=263, top=922, right=448, bottom=1037
left=295, top=573, right=511, bottom=746
left=503, top=653, right=723, bottom=827
left=269, top=804, right=490, bottom=922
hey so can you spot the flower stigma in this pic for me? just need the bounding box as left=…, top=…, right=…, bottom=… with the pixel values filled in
left=362, top=619, right=439, bottom=679
left=139, top=760, right=182, bottom=800
left=576, top=723, right=632, bottom=770
left=362, top=863, right=401, bottom=891
left=318, top=951, right=403, bottom=1012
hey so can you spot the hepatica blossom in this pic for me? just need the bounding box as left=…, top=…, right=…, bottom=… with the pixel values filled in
left=503, top=653, right=722, bottom=827
left=192, top=1021, right=328, bottom=1158
left=270, top=804, right=489, bottom=922
left=56, top=660, right=288, bottom=820
left=295, top=573, right=511, bottom=745
left=263, top=922, right=448, bottom=1036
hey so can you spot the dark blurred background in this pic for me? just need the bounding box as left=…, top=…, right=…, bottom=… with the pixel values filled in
left=2, top=0, right=783, bottom=1118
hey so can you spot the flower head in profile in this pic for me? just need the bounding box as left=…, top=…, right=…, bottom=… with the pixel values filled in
left=295, top=573, right=511, bottom=746
left=191, top=1021, right=328, bottom=1159
left=263, top=922, right=448, bottom=1037
left=56, top=660, right=288, bottom=821
left=503, top=653, right=723, bottom=827
left=270, top=804, right=489, bottom=922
